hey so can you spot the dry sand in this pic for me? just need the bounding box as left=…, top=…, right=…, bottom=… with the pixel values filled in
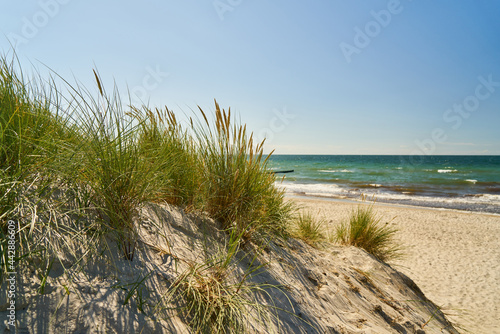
left=291, top=196, right=500, bottom=334
left=1, top=200, right=462, bottom=333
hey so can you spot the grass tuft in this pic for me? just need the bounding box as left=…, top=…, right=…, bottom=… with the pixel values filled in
left=335, top=197, right=402, bottom=262
left=290, top=212, right=325, bottom=246
left=194, top=100, right=292, bottom=241
left=133, top=106, right=201, bottom=207
left=58, top=71, right=173, bottom=260
left=160, top=228, right=280, bottom=333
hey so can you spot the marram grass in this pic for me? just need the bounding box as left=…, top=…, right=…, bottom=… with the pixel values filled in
left=290, top=212, right=326, bottom=246
left=133, top=106, right=201, bottom=208
left=335, top=198, right=402, bottom=262
left=194, top=101, right=292, bottom=242
left=160, top=228, right=281, bottom=334
left=0, top=51, right=294, bottom=333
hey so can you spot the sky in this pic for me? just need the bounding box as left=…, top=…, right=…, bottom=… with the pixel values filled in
left=1, top=0, right=499, bottom=155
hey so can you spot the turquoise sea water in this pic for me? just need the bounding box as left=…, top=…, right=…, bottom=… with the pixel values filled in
left=268, top=155, right=500, bottom=213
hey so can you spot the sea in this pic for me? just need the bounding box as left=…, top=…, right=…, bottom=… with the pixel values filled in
left=268, top=155, right=500, bottom=214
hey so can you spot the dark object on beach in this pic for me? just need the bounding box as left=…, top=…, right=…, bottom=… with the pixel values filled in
left=272, top=170, right=294, bottom=174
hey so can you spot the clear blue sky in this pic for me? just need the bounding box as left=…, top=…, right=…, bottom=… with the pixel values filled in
left=2, top=0, right=499, bottom=155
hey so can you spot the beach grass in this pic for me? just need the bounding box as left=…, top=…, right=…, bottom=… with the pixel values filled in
left=56, top=70, right=175, bottom=261
left=159, top=227, right=281, bottom=333
left=0, top=53, right=81, bottom=284
left=290, top=212, right=326, bottom=246
left=335, top=198, right=402, bottom=262
left=0, top=52, right=293, bottom=332
left=193, top=101, right=292, bottom=242
left=133, top=106, right=201, bottom=208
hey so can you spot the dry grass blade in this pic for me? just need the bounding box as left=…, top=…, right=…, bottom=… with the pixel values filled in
left=92, top=69, right=104, bottom=96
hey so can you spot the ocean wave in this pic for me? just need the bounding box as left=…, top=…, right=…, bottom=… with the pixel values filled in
left=277, top=181, right=500, bottom=208
left=470, top=194, right=500, bottom=202
left=465, top=179, right=478, bottom=184
left=318, top=169, right=353, bottom=173
left=359, top=191, right=500, bottom=208
left=437, top=169, right=458, bottom=173
left=275, top=182, right=345, bottom=197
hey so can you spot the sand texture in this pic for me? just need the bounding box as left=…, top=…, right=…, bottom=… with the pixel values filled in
left=0, top=201, right=461, bottom=333
left=292, top=196, right=500, bottom=334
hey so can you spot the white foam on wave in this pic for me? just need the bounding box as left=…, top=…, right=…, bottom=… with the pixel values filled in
left=465, top=179, right=478, bottom=184
left=438, top=169, right=458, bottom=173
left=276, top=182, right=347, bottom=197
left=473, top=194, right=500, bottom=202
left=373, top=192, right=500, bottom=206
left=318, top=169, right=353, bottom=173
left=276, top=181, right=500, bottom=208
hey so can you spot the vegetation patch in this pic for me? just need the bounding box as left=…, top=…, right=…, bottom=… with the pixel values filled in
left=290, top=212, right=326, bottom=246
left=335, top=197, right=402, bottom=262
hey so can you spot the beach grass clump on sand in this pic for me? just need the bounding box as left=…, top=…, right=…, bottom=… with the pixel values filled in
left=0, top=53, right=85, bottom=285
left=56, top=71, right=174, bottom=261
left=161, top=228, right=279, bottom=334
left=133, top=100, right=293, bottom=242
left=133, top=106, right=202, bottom=208
left=290, top=212, right=326, bottom=246
left=194, top=101, right=292, bottom=241
left=0, top=54, right=66, bottom=219
left=335, top=198, right=401, bottom=262
left=0, top=52, right=293, bottom=333
left=0, top=51, right=293, bottom=282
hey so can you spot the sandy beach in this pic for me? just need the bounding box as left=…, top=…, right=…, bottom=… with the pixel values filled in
left=291, top=196, right=500, bottom=334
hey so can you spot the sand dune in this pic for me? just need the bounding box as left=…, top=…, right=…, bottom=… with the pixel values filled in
left=0, top=200, right=463, bottom=333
